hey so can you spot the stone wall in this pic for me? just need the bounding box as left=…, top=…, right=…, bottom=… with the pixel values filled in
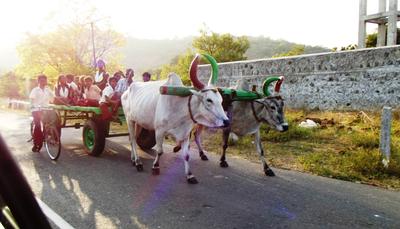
left=197, top=45, right=400, bottom=110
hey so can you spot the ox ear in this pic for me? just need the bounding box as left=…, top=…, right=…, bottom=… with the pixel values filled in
left=189, top=89, right=203, bottom=98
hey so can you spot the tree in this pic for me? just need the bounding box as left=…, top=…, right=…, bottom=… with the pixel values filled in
left=331, top=44, right=358, bottom=52
left=159, top=50, right=195, bottom=85
left=16, top=22, right=125, bottom=86
left=366, top=28, right=400, bottom=47
left=155, top=29, right=250, bottom=86
left=0, top=72, right=21, bottom=99
left=192, top=29, right=250, bottom=62
left=273, top=45, right=305, bottom=57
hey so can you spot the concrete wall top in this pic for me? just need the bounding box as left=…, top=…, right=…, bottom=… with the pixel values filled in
left=197, top=45, right=400, bottom=110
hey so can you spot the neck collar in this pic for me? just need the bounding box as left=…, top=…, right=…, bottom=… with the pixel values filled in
left=251, top=101, right=266, bottom=123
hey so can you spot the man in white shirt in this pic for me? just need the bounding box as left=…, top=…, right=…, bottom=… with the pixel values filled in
left=29, top=74, right=54, bottom=152
left=99, top=77, right=120, bottom=122
left=116, top=68, right=134, bottom=94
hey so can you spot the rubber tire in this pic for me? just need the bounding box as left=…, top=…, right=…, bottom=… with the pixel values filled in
left=136, top=127, right=156, bottom=150
left=82, top=119, right=106, bottom=156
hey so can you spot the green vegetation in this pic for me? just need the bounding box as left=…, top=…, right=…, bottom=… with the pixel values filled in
left=201, top=109, right=400, bottom=190
left=272, top=45, right=305, bottom=58
left=366, top=28, right=400, bottom=48
left=156, top=29, right=251, bottom=85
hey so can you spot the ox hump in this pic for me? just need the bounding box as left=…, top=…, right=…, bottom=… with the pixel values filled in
left=165, top=72, right=183, bottom=86
left=235, top=79, right=250, bottom=90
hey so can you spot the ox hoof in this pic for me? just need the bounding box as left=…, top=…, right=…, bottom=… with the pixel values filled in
left=136, top=164, right=144, bottom=172
left=200, top=154, right=208, bottom=161
left=220, top=161, right=229, bottom=168
left=264, top=168, right=275, bottom=177
left=187, top=177, right=198, bottom=184
left=152, top=167, right=160, bottom=175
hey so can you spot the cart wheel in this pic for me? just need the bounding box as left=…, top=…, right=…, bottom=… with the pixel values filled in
left=82, top=120, right=105, bottom=156
left=136, top=127, right=156, bottom=150
left=44, top=126, right=61, bottom=160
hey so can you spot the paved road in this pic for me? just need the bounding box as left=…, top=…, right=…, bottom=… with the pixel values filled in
left=1, top=109, right=399, bottom=229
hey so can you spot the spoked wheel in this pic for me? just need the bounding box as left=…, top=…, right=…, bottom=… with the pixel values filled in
left=44, top=126, right=61, bottom=160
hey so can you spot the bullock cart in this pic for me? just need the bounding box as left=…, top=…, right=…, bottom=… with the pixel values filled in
left=48, top=104, right=155, bottom=156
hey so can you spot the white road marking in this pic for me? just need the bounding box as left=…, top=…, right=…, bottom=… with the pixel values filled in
left=35, top=197, right=75, bottom=229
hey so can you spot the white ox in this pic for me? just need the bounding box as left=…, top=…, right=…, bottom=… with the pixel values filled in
left=121, top=54, right=229, bottom=184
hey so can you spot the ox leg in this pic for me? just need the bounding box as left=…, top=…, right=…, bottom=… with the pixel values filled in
left=219, top=129, right=230, bottom=168
left=152, top=131, right=165, bottom=175
left=255, top=130, right=275, bottom=176
left=128, top=121, right=143, bottom=171
left=181, top=139, right=198, bottom=184
left=220, top=105, right=233, bottom=168
left=194, top=125, right=208, bottom=161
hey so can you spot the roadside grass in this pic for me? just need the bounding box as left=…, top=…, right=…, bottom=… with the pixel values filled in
left=201, top=109, right=400, bottom=190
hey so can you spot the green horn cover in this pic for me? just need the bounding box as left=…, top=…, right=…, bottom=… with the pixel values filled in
left=201, top=53, right=219, bottom=85
left=262, top=77, right=281, bottom=96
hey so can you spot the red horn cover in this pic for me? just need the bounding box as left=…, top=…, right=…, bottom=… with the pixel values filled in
left=189, top=54, right=205, bottom=90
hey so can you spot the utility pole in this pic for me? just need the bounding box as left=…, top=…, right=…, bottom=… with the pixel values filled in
left=90, top=22, right=96, bottom=70
left=87, top=17, right=109, bottom=70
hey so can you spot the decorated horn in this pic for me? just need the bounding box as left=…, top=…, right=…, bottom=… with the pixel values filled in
left=189, top=53, right=219, bottom=89
left=202, top=53, right=219, bottom=85
left=262, top=76, right=283, bottom=96
left=274, top=76, right=284, bottom=93
left=189, top=54, right=205, bottom=90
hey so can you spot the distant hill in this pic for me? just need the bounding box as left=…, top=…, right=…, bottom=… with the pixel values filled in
left=120, top=37, right=193, bottom=73
left=121, top=36, right=330, bottom=73
left=1, top=36, right=330, bottom=75
left=246, top=36, right=329, bottom=59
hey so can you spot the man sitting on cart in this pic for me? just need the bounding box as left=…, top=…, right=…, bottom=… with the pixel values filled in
left=99, top=77, right=120, bottom=123
left=29, top=74, right=54, bottom=152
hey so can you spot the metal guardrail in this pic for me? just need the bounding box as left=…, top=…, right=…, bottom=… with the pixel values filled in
left=7, top=100, right=30, bottom=110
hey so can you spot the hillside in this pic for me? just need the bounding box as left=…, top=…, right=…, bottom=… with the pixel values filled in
left=120, top=37, right=193, bottom=73
left=1, top=36, right=330, bottom=74
left=121, top=36, right=330, bottom=73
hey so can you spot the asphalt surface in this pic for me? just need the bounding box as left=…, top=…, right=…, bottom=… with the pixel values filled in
left=1, top=109, right=399, bottom=229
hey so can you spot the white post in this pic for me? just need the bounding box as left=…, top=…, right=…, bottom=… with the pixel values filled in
left=387, top=0, right=398, bottom=46
left=380, top=106, right=392, bottom=167
left=377, top=0, right=387, bottom=46
left=358, top=0, right=368, bottom=48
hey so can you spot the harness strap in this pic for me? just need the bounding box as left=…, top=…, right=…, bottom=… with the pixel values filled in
left=188, top=95, right=198, bottom=124
left=251, top=101, right=263, bottom=123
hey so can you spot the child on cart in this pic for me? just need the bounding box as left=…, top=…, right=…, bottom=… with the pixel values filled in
left=99, top=77, right=120, bottom=122
left=54, top=74, right=73, bottom=105
left=82, top=76, right=101, bottom=106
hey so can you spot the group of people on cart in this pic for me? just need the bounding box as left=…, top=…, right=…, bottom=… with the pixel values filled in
left=29, top=59, right=151, bottom=152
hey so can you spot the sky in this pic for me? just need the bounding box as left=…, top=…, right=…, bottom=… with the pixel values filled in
left=0, top=0, right=395, bottom=70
